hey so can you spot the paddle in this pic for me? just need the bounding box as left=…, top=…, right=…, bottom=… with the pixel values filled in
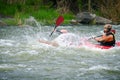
left=49, top=16, right=64, bottom=37
left=88, top=29, right=116, bottom=40
left=88, top=35, right=102, bottom=40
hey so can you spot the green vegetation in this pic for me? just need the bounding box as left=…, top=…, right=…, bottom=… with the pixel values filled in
left=0, top=0, right=75, bottom=25
left=13, top=9, right=75, bottom=25
left=0, top=0, right=120, bottom=26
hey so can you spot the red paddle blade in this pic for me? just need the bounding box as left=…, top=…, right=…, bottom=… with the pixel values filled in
left=49, top=16, right=64, bottom=37
left=56, top=16, right=64, bottom=27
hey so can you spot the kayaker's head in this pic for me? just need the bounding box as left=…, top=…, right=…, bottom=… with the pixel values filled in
left=104, top=24, right=112, bottom=33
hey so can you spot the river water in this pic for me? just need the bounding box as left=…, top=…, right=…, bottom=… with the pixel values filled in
left=0, top=24, right=120, bottom=80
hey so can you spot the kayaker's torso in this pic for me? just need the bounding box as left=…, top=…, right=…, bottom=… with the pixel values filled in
left=100, top=32, right=115, bottom=46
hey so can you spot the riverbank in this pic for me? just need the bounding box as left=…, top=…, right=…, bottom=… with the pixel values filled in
left=0, top=8, right=75, bottom=26
left=1, top=9, right=120, bottom=26
left=1, top=0, right=120, bottom=26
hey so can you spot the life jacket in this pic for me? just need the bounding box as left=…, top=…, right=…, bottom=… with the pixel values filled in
left=100, top=32, right=115, bottom=46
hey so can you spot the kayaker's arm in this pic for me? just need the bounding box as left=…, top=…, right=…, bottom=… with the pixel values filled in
left=94, top=37, right=103, bottom=42
left=94, top=35, right=113, bottom=42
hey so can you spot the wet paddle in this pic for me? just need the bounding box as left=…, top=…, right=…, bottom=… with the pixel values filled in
left=49, top=16, right=64, bottom=37
left=88, top=29, right=116, bottom=40
left=88, top=35, right=102, bottom=40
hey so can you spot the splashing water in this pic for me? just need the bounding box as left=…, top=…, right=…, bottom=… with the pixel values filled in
left=53, top=33, right=81, bottom=47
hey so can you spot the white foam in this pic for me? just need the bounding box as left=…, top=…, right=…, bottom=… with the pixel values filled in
left=0, top=39, right=15, bottom=46
left=0, top=64, right=27, bottom=69
left=53, top=33, right=81, bottom=47
left=89, top=65, right=110, bottom=70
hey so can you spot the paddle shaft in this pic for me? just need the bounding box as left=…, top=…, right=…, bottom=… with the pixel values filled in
left=49, top=26, right=57, bottom=37
left=89, top=29, right=116, bottom=39
left=88, top=35, right=102, bottom=40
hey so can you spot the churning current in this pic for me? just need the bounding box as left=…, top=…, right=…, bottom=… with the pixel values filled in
left=0, top=24, right=120, bottom=80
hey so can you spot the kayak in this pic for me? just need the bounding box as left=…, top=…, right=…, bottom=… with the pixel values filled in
left=82, top=41, right=120, bottom=49
left=39, top=33, right=120, bottom=49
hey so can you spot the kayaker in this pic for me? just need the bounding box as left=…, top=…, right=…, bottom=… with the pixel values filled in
left=94, top=24, right=116, bottom=46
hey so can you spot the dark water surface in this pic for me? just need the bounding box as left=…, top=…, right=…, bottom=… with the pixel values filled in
left=0, top=25, right=120, bottom=80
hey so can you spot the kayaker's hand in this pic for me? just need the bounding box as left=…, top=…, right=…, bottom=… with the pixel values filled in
left=94, top=37, right=101, bottom=42
left=88, top=36, right=95, bottom=40
left=91, top=36, right=95, bottom=39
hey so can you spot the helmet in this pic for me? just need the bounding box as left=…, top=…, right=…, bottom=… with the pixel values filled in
left=104, top=24, right=112, bottom=31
